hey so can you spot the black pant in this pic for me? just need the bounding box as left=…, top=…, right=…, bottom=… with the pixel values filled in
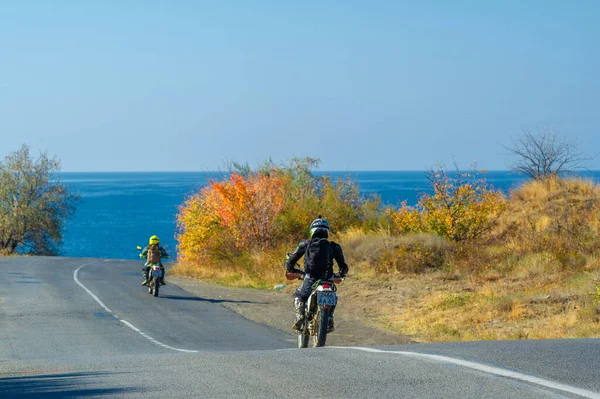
left=293, top=277, right=336, bottom=318
left=293, top=277, right=318, bottom=302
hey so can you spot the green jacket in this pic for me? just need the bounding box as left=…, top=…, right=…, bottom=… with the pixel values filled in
left=140, top=245, right=169, bottom=264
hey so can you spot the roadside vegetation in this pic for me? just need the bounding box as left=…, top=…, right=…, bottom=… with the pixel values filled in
left=170, top=131, right=600, bottom=342
left=0, top=145, right=78, bottom=255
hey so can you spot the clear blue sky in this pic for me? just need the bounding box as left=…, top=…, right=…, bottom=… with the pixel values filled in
left=1, top=0, right=598, bottom=171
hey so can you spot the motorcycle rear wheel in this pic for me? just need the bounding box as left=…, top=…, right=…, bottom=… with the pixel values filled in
left=313, top=306, right=329, bottom=347
left=153, top=279, right=159, bottom=297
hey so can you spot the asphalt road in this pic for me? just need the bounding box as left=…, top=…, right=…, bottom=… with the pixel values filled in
left=2, top=257, right=600, bottom=398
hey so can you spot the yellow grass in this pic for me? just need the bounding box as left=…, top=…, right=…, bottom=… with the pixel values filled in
left=373, top=261, right=600, bottom=342
left=338, top=228, right=450, bottom=274
left=495, top=178, right=600, bottom=254
left=170, top=245, right=291, bottom=289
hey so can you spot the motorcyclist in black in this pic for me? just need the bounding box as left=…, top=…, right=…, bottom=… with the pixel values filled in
left=285, top=216, right=348, bottom=332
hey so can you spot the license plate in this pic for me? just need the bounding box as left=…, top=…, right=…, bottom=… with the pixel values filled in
left=151, top=269, right=163, bottom=277
left=317, top=292, right=337, bottom=306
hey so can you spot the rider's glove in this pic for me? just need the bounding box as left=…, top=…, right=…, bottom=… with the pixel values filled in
left=286, top=269, right=305, bottom=280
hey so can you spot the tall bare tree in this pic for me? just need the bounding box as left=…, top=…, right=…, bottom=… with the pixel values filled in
left=0, top=145, right=79, bottom=255
left=503, top=129, right=592, bottom=180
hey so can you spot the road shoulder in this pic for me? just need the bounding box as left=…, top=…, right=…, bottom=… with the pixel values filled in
left=168, top=276, right=412, bottom=346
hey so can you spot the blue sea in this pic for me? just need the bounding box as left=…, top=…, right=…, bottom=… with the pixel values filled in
left=58, top=171, right=600, bottom=260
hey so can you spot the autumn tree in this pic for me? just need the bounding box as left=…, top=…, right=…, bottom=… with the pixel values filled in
left=504, top=129, right=592, bottom=180
left=0, top=145, right=79, bottom=255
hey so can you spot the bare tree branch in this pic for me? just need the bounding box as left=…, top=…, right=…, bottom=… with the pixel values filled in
left=502, top=129, right=594, bottom=180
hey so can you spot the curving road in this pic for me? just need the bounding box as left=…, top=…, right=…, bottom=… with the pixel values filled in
left=1, top=257, right=600, bottom=398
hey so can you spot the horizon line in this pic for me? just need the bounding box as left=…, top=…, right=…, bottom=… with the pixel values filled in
left=57, top=169, right=600, bottom=174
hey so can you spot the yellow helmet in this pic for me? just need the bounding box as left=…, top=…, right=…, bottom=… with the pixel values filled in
left=149, top=235, right=160, bottom=245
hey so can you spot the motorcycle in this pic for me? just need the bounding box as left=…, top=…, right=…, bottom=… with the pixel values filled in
left=287, top=269, right=344, bottom=348
left=137, top=245, right=163, bottom=297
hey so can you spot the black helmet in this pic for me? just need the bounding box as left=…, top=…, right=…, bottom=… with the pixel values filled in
left=310, top=216, right=330, bottom=238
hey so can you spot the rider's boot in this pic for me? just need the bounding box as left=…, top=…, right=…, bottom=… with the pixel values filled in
left=292, top=297, right=306, bottom=331
left=141, top=268, right=150, bottom=286
left=327, top=316, right=335, bottom=332
left=327, top=305, right=336, bottom=333
left=160, top=268, right=166, bottom=285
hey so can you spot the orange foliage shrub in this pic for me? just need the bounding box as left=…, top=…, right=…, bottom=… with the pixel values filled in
left=177, top=172, right=285, bottom=264
left=211, top=173, right=285, bottom=249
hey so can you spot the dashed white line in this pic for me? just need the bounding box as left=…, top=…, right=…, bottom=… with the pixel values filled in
left=74, top=261, right=198, bottom=353
left=333, top=346, right=600, bottom=399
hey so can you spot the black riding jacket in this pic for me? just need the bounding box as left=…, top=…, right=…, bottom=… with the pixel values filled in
left=285, top=239, right=349, bottom=279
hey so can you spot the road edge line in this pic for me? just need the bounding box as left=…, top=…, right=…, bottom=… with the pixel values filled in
left=331, top=346, right=600, bottom=399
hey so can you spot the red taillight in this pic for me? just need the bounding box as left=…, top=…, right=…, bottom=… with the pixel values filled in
left=322, top=284, right=330, bottom=289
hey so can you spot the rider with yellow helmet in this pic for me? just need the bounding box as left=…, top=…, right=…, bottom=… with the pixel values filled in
left=140, top=235, right=169, bottom=286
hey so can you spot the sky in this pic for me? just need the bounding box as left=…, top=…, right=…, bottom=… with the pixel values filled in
left=1, top=0, right=599, bottom=171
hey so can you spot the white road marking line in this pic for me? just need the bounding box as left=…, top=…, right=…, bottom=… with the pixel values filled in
left=74, top=261, right=198, bottom=353
left=120, top=320, right=198, bottom=353
left=333, top=346, right=600, bottom=399
left=73, top=261, right=112, bottom=313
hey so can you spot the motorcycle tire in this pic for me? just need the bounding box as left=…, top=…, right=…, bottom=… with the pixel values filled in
left=313, top=306, right=329, bottom=347
left=153, top=279, right=159, bottom=297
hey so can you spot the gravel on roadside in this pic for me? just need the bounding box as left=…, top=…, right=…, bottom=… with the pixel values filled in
left=168, top=276, right=413, bottom=347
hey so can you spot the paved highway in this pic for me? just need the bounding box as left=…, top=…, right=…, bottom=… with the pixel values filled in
left=2, top=257, right=599, bottom=398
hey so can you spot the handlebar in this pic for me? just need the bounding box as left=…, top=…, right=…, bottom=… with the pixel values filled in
left=285, top=270, right=345, bottom=283
left=285, top=258, right=346, bottom=282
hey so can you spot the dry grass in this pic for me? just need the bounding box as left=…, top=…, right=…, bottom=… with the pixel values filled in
left=494, top=178, right=600, bottom=263
left=338, top=228, right=451, bottom=274
left=374, top=262, right=600, bottom=342
left=0, top=250, right=23, bottom=257
left=170, top=244, right=291, bottom=289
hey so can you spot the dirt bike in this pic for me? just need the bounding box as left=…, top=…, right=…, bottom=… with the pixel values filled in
left=287, top=269, right=344, bottom=348
left=137, top=245, right=163, bottom=297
